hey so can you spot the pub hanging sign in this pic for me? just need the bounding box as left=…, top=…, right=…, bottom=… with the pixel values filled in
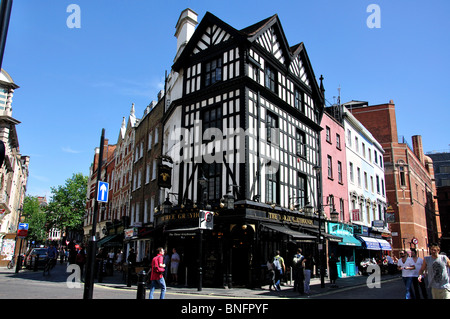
left=158, top=164, right=172, bottom=189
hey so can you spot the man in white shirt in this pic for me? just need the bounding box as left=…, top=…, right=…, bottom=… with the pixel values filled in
left=397, top=250, right=416, bottom=299
left=170, top=248, right=180, bottom=284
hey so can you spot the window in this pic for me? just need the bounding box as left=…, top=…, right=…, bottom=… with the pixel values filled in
left=337, top=161, right=343, bottom=184
left=145, top=163, right=150, bottom=184
left=349, top=162, right=354, bottom=182
left=265, top=65, right=276, bottom=93
left=205, top=57, right=222, bottom=87
left=154, top=127, right=159, bottom=145
left=376, top=175, right=380, bottom=193
left=357, top=167, right=361, bottom=187
left=148, top=132, right=152, bottom=150
left=150, top=197, right=155, bottom=223
left=296, top=130, right=306, bottom=158
left=297, top=173, right=307, bottom=208
left=336, top=134, right=341, bottom=150
left=144, top=200, right=148, bottom=224
left=399, top=166, right=406, bottom=187
left=266, top=112, right=278, bottom=143
left=202, top=163, right=222, bottom=201
left=364, top=172, right=368, bottom=190
left=347, top=129, right=352, bottom=147
left=152, top=159, right=157, bottom=180
left=327, top=155, right=333, bottom=179
left=266, top=170, right=278, bottom=204
left=326, top=126, right=331, bottom=143
left=294, top=89, right=303, bottom=113
left=355, top=136, right=359, bottom=152
left=202, top=105, right=223, bottom=137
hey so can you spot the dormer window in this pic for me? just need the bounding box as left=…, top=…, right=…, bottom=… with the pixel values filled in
left=205, top=57, right=222, bottom=87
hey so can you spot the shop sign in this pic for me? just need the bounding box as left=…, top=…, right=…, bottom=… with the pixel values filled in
left=158, top=164, right=172, bottom=189
left=267, top=212, right=314, bottom=226
left=372, top=220, right=384, bottom=228
left=353, top=225, right=369, bottom=236
left=124, top=228, right=137, bottom=239
left=157, top=211, right=219, bottom=225
left=328, top=222, right=354, bottom=237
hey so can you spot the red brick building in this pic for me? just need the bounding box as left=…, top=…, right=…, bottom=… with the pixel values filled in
left=85, top=137, right=116, bottom=241
left=345, top=100, right=440, bottom=257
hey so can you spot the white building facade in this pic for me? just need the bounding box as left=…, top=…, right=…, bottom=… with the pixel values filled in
left=343, top=106, right=389, bottom=242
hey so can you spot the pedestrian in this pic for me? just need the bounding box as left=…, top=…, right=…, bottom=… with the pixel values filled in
left=75, top=245, right=86, bottom=281
left=410, top=248, right=428, bottom=299
left=68, top=240, right=77, bottom=265
left=292, top=248, right=305, bottom=294
left=148, top=247, right=166, bottom=299
left=170, top=248, right=180, bottom=285
left=328, top=253, right=338, bottom=288
left=115, top=250, right=124, bottom=271
left=418, top=243, right=450, bottom=299
left=303, top=253, right=314, bottom=294
left=163, top=251, right=171, bottom=280
left=266, top=256, right=276, bottom=291
left=397, top=250, right=416, bottom=299
left=59, top=247, right=65, bottom=264
left=273, top=250, right=285, bottom=291
left=127, top=248, right=136, bottom=266
left=386, top=254, right=396, bottom=274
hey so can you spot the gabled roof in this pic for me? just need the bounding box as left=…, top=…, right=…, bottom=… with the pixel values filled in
left=172, top=11, right=324, bottom=105
left=173, top=11, right=242, bottom=71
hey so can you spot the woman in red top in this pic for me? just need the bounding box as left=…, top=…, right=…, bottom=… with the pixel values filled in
left=149, top=247, right=166, bottom=299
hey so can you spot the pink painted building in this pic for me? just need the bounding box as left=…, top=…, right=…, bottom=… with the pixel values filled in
left=320, top=110, right=349, bottom=222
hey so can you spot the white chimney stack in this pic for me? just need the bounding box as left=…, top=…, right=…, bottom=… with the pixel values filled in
left=174, top=8, right=198, bottom=61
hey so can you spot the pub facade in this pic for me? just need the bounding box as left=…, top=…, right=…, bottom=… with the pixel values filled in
left=156, top=9, right=329, bottom=287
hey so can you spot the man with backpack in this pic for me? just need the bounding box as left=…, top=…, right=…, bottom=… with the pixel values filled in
left=273, top=250, right=285, bottom=291
left=292, top=248, right=305, bottom=294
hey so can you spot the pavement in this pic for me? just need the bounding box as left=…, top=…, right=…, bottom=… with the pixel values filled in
left=92, top=267, right=402, bottom=299
left=1, top=263, right=401, bottom=299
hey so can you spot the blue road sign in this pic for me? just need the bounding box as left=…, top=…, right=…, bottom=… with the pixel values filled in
left=18, top=223, right=29, bottom=230
left=97, top=181, right=109, bottom=202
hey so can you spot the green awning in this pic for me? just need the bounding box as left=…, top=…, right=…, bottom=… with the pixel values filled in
left=338, top=235, right=362, bottom=247
left=97, top=234, right=121, bottom=247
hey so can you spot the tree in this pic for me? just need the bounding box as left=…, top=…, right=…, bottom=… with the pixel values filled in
left=46, top=173, right=88, bottom=234
left=22, top=196, right=47, bottom=243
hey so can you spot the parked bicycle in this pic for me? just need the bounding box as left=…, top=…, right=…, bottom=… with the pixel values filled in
left=7, top=256, right=15, bottom=269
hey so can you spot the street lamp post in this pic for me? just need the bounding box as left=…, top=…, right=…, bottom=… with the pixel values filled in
left=197, top=175, right=209, bottom=292
left=83, top=128, right=105, bottom=299
left=304, top=199, right=339, bottom=289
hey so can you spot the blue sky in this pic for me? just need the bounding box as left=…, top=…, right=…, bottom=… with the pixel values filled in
left=3, top=0, right=450, bottom=198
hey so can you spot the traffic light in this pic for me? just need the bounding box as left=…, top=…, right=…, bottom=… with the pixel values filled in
left=199, top=210, right=214, bottom=230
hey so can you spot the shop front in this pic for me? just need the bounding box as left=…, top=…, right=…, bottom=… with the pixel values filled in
left=152, top=200, right=328, bottom=288
left=327, top=222, right=361, bottom=277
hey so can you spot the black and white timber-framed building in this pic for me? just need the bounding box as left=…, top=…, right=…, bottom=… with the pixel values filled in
left=156, top=9, right=328, bottom=288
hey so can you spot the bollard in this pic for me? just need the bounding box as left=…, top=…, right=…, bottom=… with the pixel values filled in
left=127, top=262, right=132, bottom=287
left=136, top=270, right=147, bottom=299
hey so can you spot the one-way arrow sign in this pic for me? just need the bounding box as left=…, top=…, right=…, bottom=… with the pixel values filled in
left=97, top=181, right=109, bottom=203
